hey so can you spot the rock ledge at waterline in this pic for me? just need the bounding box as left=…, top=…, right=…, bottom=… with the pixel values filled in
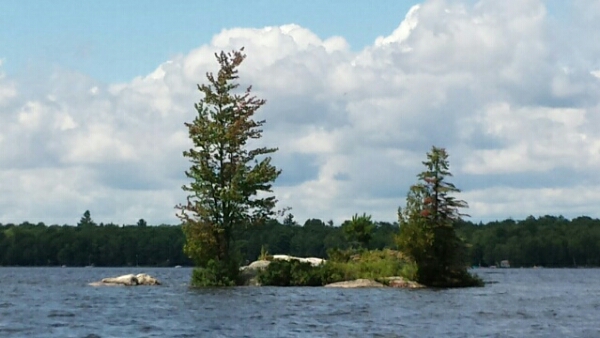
left=324, top=277, right=424, bottom=289
left=89, top=273, right=161, bottom=286
left=324, top=279, right=385, bottom=288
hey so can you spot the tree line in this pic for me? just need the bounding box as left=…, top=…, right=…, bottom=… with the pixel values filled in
left=0, top=221, right=189, bottom=267
left=459, top=215, right=600, bottom=267
left=2, top=214, right=600, bottom=268
left=0, top=215, right=396, bottom=267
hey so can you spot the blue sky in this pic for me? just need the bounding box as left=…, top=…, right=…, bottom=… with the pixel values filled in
left=2, top=0, right=571, bottom=83
left=3, top=1, right=421, bottom=83
left=1, top=0, right=599, bottom=225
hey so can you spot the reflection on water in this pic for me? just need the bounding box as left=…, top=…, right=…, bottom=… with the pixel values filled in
left=0, top=267, right=599, bottom=337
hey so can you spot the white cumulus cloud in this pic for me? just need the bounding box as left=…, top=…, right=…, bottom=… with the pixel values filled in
left=1, top=0, right=600, bottom=225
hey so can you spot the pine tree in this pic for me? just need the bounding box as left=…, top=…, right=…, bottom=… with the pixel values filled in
left=397, top=146, right=482, bottom=287
left=343, top=213, right=374, bottom=249
left=77, top=210, right=96, bottom=227
left=176, top=48, right=281, bottom=286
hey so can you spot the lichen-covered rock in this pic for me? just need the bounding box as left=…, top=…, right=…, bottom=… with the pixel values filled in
left=90, top=273, right=161, bottom=286
left=324, top=279, right=385, bottom=288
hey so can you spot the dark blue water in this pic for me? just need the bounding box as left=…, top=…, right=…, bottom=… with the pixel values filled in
left=1, top=267, right=599, bottom=337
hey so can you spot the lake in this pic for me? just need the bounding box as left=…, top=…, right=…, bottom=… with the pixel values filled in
left=1, top=267, right=599, bottom=337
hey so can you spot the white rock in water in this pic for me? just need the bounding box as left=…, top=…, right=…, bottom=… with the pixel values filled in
left=134, top=273, right=161, bottom=285
left=91, top=273, right=161, bottom=286
left=101, top=274, right=138, bottom=286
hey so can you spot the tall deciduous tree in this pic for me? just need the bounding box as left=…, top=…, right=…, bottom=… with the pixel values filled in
left=396, top=146, right=482, bottom=287
left=176, top=48, right=281, bottom=286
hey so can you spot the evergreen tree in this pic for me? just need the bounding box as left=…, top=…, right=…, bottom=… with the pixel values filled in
left=343, top=213, right=374, bottom=249
left=176, top=48, right=281, bottom=286
left=283, top=213, right=296, bottom=226
left=396, top=146, right=481, bottom=287
left=77, top=210, right=96, bottom=227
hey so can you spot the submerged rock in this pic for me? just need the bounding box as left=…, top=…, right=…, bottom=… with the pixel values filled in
left=324, top=279, right=385, bottom=288
left=89, top=273, right=161, bottom=286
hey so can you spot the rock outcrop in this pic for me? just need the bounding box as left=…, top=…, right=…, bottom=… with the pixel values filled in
left=324, top=279, right=385, bottom=288
left=239, top=260, right=270, bottom=286
left=238, top=256, right=424, bottom=288
left=383, top=276, right=425, bottom=289
left=89, top=273, right=161, bottom=286
left=324, top=277, right=424, bottom=289
left=271, top=255, right=326, bottom=266
left=239, top=255, right=326, bottom=286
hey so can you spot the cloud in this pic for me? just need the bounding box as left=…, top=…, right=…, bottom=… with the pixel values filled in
left=1, top=0, right=600, bottom=225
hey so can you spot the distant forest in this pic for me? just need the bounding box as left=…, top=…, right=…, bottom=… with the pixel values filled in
left=1, top=214, right=599, bottom=268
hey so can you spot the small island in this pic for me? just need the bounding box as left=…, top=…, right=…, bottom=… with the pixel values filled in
left=239, top=251, right=426, bottom=288
left=175, top=48, right=482, bottom=288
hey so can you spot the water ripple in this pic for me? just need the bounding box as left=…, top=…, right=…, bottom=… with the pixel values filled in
left=1, top=267, right=600, bottom=337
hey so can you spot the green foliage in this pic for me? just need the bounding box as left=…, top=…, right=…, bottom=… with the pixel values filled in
left=257, top=259, right=323, bottom=286
left=176, top=48, right=281, bottom=286
left=283, top=213, right=296, bottom=226
left=5, top=215, right=600, bottom=270
left=258, top=249, right=413, bottom=287
left=0, top=219, right=399, bottom=267
left=258, top=245, right=270, bottom=261
left=396, top=146, right=480, bottom=287
left=459, top=215, right=600, bottom=268
left=342, top=213, right=374, bottom=248
left=326, top=247, right=352, bottom=262
left=77, top=210, right=96, bottom=227
left=323, top=249, right=412, bottom=284
left=400, top=261, right=418, bottom=282
left=0, top=222, right=190, bottom=267
left=190, top=259, right=239, bottom=287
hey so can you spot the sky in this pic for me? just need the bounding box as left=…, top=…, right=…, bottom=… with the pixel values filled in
left=1, top=0, right=599, bottom=226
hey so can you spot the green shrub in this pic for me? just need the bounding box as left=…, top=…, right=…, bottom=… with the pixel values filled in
left=190, top=259, right=239, bottom=287
left=326, top=247, right=352, bottom=263
left=400, top=261, right=418, bottom=281
left=258, top=245, right=270, bottom=261
left=257, top=249, right=419, bottom=287
left=258, top=259, right=323, bottom=286
left=322, top=249, right=412, bottom=282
